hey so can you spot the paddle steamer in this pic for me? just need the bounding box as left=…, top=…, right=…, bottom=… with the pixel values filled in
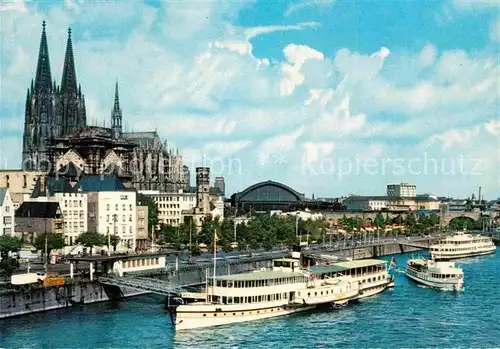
left=173, top=258, right=360, bottom=330
left=172, top=252, right=394, bottom=330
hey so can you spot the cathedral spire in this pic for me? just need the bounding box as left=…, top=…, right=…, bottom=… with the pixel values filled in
left=34, top=21, right=52, bottom=93
left=60, top=27, right=78, bottom=94
left=111, top=79, right=122, bottom=138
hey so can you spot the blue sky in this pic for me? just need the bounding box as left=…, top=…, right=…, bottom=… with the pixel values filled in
left=0, top=0, right=498, bottom=199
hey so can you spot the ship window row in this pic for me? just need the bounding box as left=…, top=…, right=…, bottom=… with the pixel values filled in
left=123, top=258, right=160, bottom=268
left=431, top=273, right=461, bottom=279
left=437, top=239, right=491, bottom=245
left=431, top=245, right=491, bottom=252
left=317, top=264, right=386, bottom=279
left=211, top=277, right=306, bottom=288
left=208, top=292, right=288, bottom=304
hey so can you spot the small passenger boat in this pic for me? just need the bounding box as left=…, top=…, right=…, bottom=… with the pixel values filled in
left=405, top=258, right=463, bottom=291
left=429, top=230, right=496, bottom=261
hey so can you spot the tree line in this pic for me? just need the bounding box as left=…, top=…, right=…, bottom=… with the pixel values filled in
left=155, top=212, right=448, bottom=253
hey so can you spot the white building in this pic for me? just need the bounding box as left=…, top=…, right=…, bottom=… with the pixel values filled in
left=271, top=210, right=324, bottom=221
left=344, top=196, right=388, bottom=211
left=210, top=198, right=225, bottom=220
left=88, top=191, right=137, bottom=252
left=387, top=183, right=416, bottom=198
left=0, top=188, right=15, bottom=236
left=23, top=192, right=88, bottom=247
left=140, top=190, right=197, bottom=226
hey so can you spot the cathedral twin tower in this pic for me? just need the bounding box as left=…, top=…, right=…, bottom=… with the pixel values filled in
left=22, top=21, right=121, bottom=171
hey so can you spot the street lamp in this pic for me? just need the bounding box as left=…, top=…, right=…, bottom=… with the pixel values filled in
left=109, top=213, right=117, bottom=256
left=44, top=218, right=48, bottom=273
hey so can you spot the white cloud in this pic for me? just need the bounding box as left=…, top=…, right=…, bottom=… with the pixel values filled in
left=285, top=0, right=335, bottom=17
left=490, top=19, right=500, bottom=42
left=302, top=142, right=335, bottom=165
left=419, top=44, right=438, bottom=67
left=307, top=91, right=366, bottom=137
left=280, top=44, right=324, bottom=96
left=425, top=126, right=480, bottom=149
left=484, top=120, right=500, bottom=136
left=257, top=128, right=304, bottom=164
left=0, top=0, right=27, bottom=12
left=452, top=0, right=499, bottom=11
left=212, top=21, right=319, bottom=58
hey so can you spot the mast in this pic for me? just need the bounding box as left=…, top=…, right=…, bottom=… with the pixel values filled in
left=212, top=228, right=217, bottom=302
left=189, top=219, right=192, bottom=257
left=233, top=218, right=237, bottom=242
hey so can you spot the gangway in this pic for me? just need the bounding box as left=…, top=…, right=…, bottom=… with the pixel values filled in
left=99, top=276, right=184, bottom=296
left=398, top=241, right=431, bottom=249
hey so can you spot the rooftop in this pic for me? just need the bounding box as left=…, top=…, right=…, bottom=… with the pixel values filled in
left=15, top=201, right=61, bottom=218
left=334, top=259, right=388, bottom=269
left=0, top=187, right=8, bottom=206
left=66, top=252, right=167, bottom=262
left=309, top=264, right=347, bottom=274
left=216, top=270, right=304, bottom=282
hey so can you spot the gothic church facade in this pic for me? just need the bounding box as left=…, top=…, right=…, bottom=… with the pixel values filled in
left=22, top=22, right=189, bottom=191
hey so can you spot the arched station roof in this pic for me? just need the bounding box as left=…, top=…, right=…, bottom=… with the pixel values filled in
left=233, top=180, right=304, bottom=203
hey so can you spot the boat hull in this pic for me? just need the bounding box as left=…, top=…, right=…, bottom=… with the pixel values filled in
left=355, top=278, right=393, bottom=300
left=175, top=303, right=313, bottom=331
left=405, top=271, right=462, bottom=291
left=431, top=248, right=496, bottom=261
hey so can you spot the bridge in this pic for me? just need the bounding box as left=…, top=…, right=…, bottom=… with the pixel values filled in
left=94, top=234, right=478, bottom=297
left=322, top=211, right=486, bottom=226
left=99, top=276, right=185, bottom=296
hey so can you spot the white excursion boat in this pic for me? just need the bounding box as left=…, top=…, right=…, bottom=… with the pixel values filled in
left=429, top=230, right=496, bottom=261
left=173, top=258, right=360, bottom=331
left=405, top=258, right=463, bottom=291
left=308, top=259, right=394, bottom=299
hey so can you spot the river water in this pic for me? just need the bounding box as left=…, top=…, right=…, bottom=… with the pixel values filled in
left=1, top=251, right=499, bottom=348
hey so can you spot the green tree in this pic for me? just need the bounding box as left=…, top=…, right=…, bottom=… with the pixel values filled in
left=137, top=194, right=159, bottom=237
left=34, top=232, right=65, bottom=262
left=0, top=235, right=22, bottom=260
left=179, top=218, right=197, bottom=254
left=110, top=235, right=120, bottom=252
left=75, top=232, right=105, bottom=256
left=449, top=217, right=475, bottom=230
left=0, top=236, right=22, bottom=276
left=429, top=213, right=440, bottom=227
left=374, top=213, right=385, bottom=228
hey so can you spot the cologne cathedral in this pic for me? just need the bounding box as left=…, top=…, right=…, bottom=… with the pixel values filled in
left=22, top=22, right=189, bottom=191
